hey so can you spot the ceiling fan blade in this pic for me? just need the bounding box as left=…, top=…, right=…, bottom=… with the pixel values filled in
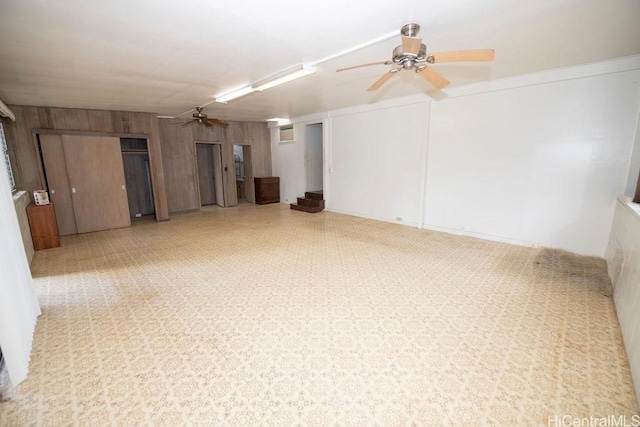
left=431, top=49, right=495, bottom=63
left=207, top=119, right=229, bottom=128
left=336, top=61, right=389, bottom=72
left=181, top=120, right=198, bottom=127
left=202, top=120, right=213, bottom=127
left=417, top=67, right=450, bottom=89
left=402, top=36, right=422, bottom=56
left=367, top=69, right=398, bottom=92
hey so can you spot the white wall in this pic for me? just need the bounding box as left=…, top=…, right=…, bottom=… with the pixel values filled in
left=271, top=124, right=305, bottom=203
left=271, top=118, right=327, bottom=204
left=329, top=103, right=427, bottom=225
left=273, top=56, right=640, bottom=256
left=425, top=70, right=640, bottom=256
left=605, top=197, right=640, bottom=405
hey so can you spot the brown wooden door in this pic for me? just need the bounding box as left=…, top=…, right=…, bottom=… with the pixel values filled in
left=40, top=134, right=78, bottom=235
left=62, top=135, right=130, bottom=233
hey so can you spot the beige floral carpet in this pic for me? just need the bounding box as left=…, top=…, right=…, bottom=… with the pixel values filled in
left=0, top=203, right=637, bottom=426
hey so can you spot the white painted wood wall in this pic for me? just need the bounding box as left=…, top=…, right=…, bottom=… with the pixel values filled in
left=272, top=56, right=640, bottom=257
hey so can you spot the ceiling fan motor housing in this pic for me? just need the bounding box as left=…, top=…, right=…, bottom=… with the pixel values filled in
left=392, top=44, right=427, bottom=69
left=400, top=23, right=420, bottom=37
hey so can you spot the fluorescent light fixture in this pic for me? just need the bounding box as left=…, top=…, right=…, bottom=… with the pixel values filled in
left=214, top=65, right=315, bottom=104
left=215, top=86, right=257, bottom=103
left=265, top=117, right=290, bottom=127
left=255, top=66, right=316, bottom=91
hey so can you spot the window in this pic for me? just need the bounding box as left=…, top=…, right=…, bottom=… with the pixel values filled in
left=0, top=123, right=15, bottom=192
left=279, top=125, right=293, bottom=142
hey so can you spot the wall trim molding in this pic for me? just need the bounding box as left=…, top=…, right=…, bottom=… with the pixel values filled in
left=326, top=207, right=419, bottom=228
left=421, top=223, right=540, bottom=249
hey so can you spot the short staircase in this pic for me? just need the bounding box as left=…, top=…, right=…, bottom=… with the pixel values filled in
left=290, top=190, right=325, bottom=213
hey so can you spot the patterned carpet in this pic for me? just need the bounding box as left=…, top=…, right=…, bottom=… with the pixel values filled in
left=0, top=203, right=637, bottom=425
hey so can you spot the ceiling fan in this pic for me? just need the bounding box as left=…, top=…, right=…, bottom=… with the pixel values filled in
left=182, top=107, right=229, bottom=128
left=337, top=23, right=494, bottom=91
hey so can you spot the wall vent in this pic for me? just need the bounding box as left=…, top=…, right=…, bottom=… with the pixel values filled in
left=279, top=125, right=294, bottom=142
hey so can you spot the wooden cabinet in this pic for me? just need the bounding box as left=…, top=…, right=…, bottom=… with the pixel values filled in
left=26, top=203, right=61, bottom=250
left=254, top=177, right=280, bottom=205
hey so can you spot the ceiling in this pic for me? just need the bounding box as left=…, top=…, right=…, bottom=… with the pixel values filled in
left=0, top=0, right=639, bottom=122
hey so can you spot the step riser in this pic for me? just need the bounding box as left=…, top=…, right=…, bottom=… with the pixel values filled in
left=297, top=198, right=323, bottom=207
left=290, top=204, right=324, bottom=213
left=305, top=191, right=323, bottom=201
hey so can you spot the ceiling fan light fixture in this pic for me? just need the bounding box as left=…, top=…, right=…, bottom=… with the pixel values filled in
left=215, top=86, right=257, bottom=103
left=255, top=66, right=316, bottom=91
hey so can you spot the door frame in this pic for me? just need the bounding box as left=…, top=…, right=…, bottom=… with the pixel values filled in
left=193, top=140, right=225, bottom=208
left=121, top=150, right=155, bottom=218
left=305, top=122, right=324, bottom=193
left=233, top=143, right=255, bottom=204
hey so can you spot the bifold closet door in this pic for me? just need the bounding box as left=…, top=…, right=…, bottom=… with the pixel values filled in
left=61, top=135, right=131, bottom=233
left=40, top=134, right=78, bottom=235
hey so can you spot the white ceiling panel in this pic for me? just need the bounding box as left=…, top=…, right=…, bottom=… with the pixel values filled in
left=0, top=0, right=638, bottom=121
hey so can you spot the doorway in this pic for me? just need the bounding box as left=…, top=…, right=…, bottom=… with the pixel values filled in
left=306, top=123, right=323, bottom=192
left=195, top=142, right=225, bottom=207
left=121, top=138, right=155, bottom=220
left=233, top=144, right=254, bottom=204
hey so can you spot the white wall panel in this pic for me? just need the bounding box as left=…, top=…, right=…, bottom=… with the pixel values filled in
left=424, top=70, right=640, bottom=256
left=271, top=125, right=305, bottom=204
left=329, top=103, right=426, bottom=225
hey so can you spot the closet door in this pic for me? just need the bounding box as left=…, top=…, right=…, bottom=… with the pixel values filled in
left=62, top=135, right=130, bottom=233
left=40, top=134, right=78, bottom=235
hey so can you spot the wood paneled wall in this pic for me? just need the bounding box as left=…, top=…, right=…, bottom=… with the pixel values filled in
left=1, top=105, right=271, bottom=220
left=1, top=105, right=169, bottom=221
left=158, top=118, right=271, bottom=213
